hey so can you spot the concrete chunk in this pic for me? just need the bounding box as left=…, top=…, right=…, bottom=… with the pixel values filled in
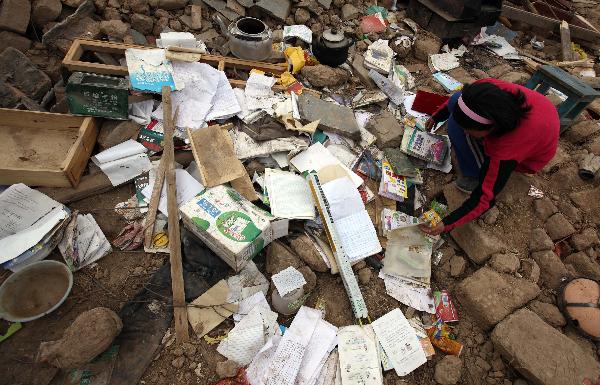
left=450, top=222, right=505, bottom=264
left=491, top=308, right=600, bottom=385
left=457, top=267, right=539, bottom=330
left=530, top=250, right=570, bottom=289
left=298, top=93, right=360, bottom=140
left=365, top=110, right=404, bottom=148
left=254, top=0, right=290, bottom=22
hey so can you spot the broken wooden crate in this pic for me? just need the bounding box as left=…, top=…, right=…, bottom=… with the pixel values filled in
left=0, top=109, right=98, bottom=188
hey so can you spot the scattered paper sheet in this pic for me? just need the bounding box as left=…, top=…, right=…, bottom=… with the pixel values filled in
left=383, top=227, right=433, bottom=279
left=245, top=73, right=279, bottom=113
left=372, top=308, right=427, bottom=376
left=428, top=52, right=460, bottom=72
left=217, top=304, right=279, bottom=365
left=234, top=291, right=270, bottom=322
left=0, top=184, right=68, bottom=263
left=58, top=213, right=112, bottom=270
left=247, top=333, right=283, bottom=385
left=205, top=70, right=242, bottom=121
left=379, top=272, right=435, bottom=313
left=472, top=31, right=519, bottom=59
left=265, top=169, right=315, bottom=220
left=129, top=99, right=154, bottom=125
left=231, top=130, right=310, bottom=160
left=313, top=350, right=338, bottom=385
left=321, top=177, right=364, bottom=222
left=364, top=39, right=394, bottom=74
left=156, top=31, right=201, bottom=49
left=272, top=266, right=307, bottom=297
left=381, top=208, right=421, bottom=234
left=92, top=139, right=152, bottom=186
left=290, top=143, right=363, bottom=187
left=125, top=48, right=176, bottom=93
left=337, top=325, right=383, bottom=385
left=141, top=169, right=204, bottom=217
left=152, top=62, right=221, bottom=129
left=335, top=210, right=382, bottom=263
left=297, top=319, right=338, bottom=385
left=265, top=306, right=322, bottom=385
left=187, top=279, right=239, bottom=337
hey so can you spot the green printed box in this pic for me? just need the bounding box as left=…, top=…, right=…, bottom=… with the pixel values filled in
left=180, top=185, right=274, bottom=272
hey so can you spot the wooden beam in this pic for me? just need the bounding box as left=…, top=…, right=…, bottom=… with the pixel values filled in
left=37, top=172, right=113, bottom=204
left=501, top=5, right=600, bottom=43
left=162, top=86, right=189, bottom=343
left=560, top=20, right=573, bottom=62
left=143, top=156, right=167, bottom=250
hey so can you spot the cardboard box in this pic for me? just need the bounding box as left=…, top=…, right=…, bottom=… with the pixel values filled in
left=180, top=185, right=274, bottom=272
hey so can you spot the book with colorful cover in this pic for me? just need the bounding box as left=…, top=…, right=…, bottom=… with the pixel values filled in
left=402, top=127, right=449, bottom=166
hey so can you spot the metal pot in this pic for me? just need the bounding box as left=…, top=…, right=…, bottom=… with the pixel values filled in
left=215, top=15, right=273, bottom=61
left=312, top=28, right=354, bottom=67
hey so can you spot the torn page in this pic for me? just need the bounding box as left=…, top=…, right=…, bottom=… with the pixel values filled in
left=125, top=48, right=176, bottom=93
left=231, top=130, right=309, bottom=160
left=265, top=306, right=322, bottom=385
left=247, top=333, right=283, bottom=385
left=313, top=350, right=338, bottom=385
left=337, top=325, right=383, bottom=385
left=92, top=139, right=152, bottom=186
left=141, top=169, right=204, bottom=217
left=297, top=319, right=338, bottom=385
left=217, top=305, right=279, bottom=365
left=272, top=266, right=307, bottom=297
left=152, top=62, right=221, bottom=129
left=380, top=272, right=435, bottom=313
left=265, top=169, right=315, bottom=220
left=205, top=70, right=242, bottom=121
left=58, top=213, right=112, bottom=270
left=187, top=280, right=239, bottom=337
left=372, top=308, right=427, bottom=376
left=283, top=25, right=312, bottom=44
left=290, top=143, right=363, bottom=187
left=233, top=291, right=270, bottom=322
left=226, top=260, right=270, bottom=304
left=245, top=73, right=279, bottom=112
left=335, top=209, right=382, bottom=263
left=321, top=177, right=364, bottom=221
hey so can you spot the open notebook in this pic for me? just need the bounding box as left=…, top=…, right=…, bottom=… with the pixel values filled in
left=321, top=177, right=382, bottom=262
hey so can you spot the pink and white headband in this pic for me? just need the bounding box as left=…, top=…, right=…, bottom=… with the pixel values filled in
left=458, top=95, right=493, bottom=125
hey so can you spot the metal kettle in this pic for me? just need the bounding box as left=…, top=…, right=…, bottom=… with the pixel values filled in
left=215, top=15, right=273, bottom=61
left=312, top=28, right=354, bottom=67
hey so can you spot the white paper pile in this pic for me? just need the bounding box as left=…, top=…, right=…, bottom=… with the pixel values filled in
left=141, top=169, right=204, bottom=217
left=92, top=139, right=152, bottom=186
left=264, top=168, right=315, bottom=220
left=0, top=184, right=70, bottom=270
left=244, top=73, right=281, bottom=114
left=231, top=130, right=310, bottom=160
left=472, top=29, right=519, bottom=59
left=290, top=142, right=363, bottom=187
left=58, top=213, right=112, bottom=270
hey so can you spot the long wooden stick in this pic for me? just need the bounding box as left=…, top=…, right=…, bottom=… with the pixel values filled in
left=162, top=86, right=189, bottom=342
left=143, top=156, right=167, bottom=249
left=560, top=20, right=574, bottom=62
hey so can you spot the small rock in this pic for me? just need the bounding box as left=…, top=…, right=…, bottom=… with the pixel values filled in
left=352, top=260, right=367, bottom=271
left=32, top=0, right=62, bottom=27
left=266, top=240, right=303, bottom=274
left=289, top=234, right=329, bottom=272
left=530, top=250, right=570, bottom=289
left=366, top=110, right=405, bottom=149
left=294, top=7, right=310, bottom=24
left=130, top=13, right=153, bottom=35
left=169, top=19, right=182, bottom=31
left=414, top=33, right=442, bottom=61
left=450, top=255, right=467, bottom=277
left=489, top=253, right=520, bottom=274
left=171, top=356, right=185, bottom=369
left=528, top=300, right=566, bottom=327
left=100, top=19, right=129, bottom=38
left=483, top=206, right=499, bottom=225
left=341, top=3, right=359, bottom=20
left=564, top=251, right=600, bottom=280
left=519, top=259, right=540, bottom=283
left=301, top=64, right=349, bottom=88
left=434, top=355, right=462, bottom=385
left=194, top=362, right=202, bottom=377
left=533, top=197, right=557, bottom=221
left=181, top=342, right=197, bottom=358
left=0, top=31, right=32, bottom=53
left=569, top=228, right=599, bottom=251
left=544, top=213, right=576, bottom=241
left=0, top=0, right=31, bottom=34
left=358, top=267, right=372, bottom=285
left=216, top=359, right=239, bottom=379
left=125, top=0, right=149, bottom=13
left=491, top=357, right=505, bottom=371
left=529, top=228, right=554, bottom=252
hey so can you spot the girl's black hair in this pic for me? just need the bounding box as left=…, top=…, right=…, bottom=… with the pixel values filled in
left=452, top=82, right=532, bottom=136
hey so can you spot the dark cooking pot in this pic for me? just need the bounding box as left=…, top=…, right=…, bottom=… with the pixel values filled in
left=312, top=28, right=354, bottom=67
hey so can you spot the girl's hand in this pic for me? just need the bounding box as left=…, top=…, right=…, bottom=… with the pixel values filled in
left=425, top=118, right=435, bottom=131
left=419, top=222, right=445, bottom=236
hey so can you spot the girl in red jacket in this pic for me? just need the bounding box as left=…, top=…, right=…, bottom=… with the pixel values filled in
left=420, top=78, right=559, bottom=235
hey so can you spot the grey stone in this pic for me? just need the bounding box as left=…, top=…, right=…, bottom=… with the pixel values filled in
left=301, top=64, right=349, bottom=88
left=316, top=0, right=331, bottom=9
left=570, top=228, right=599, bottom=251
left=130, top=13, right=153, bottom=35
left=570, top=186, right=600, bottom=226
left=529, top=228, right=554, bottom=252
left=255, top=0, right=291, bottom=22
left=0, top=48, right=52, bottom=102
left=366, top=110, right=405, bottom=148
left=530, top=250, right=570, bottom=289
left=100, top=19, right=129, bottom=38
left=341, top=3, right=359, bottom=20
left=558, top=201, right=580, bottom=223
left=298, top=93, right=361, bottom=140
left=527, top=300, right=566, bottom=327
left=488, top=253, right=520, bottom=274
left=533, top=197, right=557, bottom=221
left=544, top=213, right=576, bottom=241
left=42, top=0, right=101, bottom=54
left=434, top=355, right=462, bottom=385
left=351, top=54, right=376, bottom=89
left=0, top=0, right=31, bottom=34
left=564, top=251, right=600, bottom=280
left=451, top=222, right=506, bottom=264
left=32, top=0, right=62, bottom=27
left=129, top=29, right=148, bottom=45
left=457, top=267, right=540, bottom=330
left=0, top=31, right=32, bottom=53
left=491, top=309, right=600, bottom=385
left=519, top=259, right=540, bottom=283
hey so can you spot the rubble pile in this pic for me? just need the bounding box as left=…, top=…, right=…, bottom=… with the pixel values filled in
left=0, top=1, right=599, bottom=385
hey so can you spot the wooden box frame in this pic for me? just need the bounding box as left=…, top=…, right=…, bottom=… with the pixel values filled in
left=0, top=109, right=98, bottom=188
left=63, top=39, right=288, bottom=89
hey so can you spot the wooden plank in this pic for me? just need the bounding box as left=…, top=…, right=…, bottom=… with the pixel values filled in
left=37, top=172, right=113, bottom=203
left=560, top=20, right=573, bottom=62
left=62, top=116, right=99, bottom=187
left=162, top=86, right=189, bottom=343
left=501, top=5, right=600, bottom=43
left=143, top=156, right=167, bottom=250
